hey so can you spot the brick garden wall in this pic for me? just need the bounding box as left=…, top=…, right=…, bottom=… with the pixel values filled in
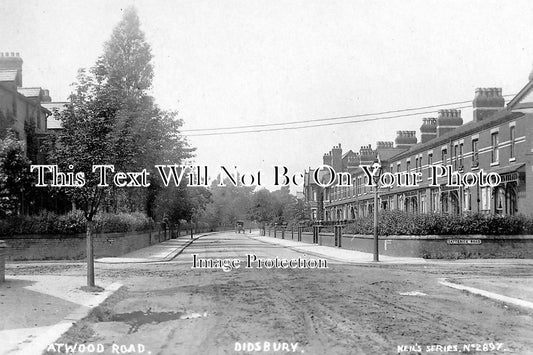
left=266, top=227, right=533, bottom=259
left=2, top=230, right=162, bottom=261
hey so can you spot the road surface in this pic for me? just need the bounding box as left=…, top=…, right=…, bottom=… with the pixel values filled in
left=9, top=231, right=533, bottom=354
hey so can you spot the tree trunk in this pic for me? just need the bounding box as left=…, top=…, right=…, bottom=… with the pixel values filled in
left=86, top=219, right=95, bottom=287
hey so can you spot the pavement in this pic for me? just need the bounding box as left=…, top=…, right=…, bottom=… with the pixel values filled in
left=0, top=275, right=121, bottom=355
left=251, top=232, right=533, bottom=311
left=95, top=233, right=208, bottom=264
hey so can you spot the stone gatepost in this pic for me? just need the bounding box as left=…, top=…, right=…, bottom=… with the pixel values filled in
left=0, top=240, right=7, bottom=283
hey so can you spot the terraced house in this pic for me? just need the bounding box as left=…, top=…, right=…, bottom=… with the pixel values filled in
left=304, top=68, right=533, bottom=220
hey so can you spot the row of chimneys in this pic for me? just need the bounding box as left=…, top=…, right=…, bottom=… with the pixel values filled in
left=398, top=87, right=506, bottom=147
left=0, top=52, right=52, bottom=102
left=322, top=86, right=507, bottom=166
left=324, top=142, right=398, bottom=167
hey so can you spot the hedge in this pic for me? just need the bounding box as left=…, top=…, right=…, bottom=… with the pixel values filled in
left=268, top=211, right=533, bottom=235
left=332, top=211, right=533, bottom=235
left=0, top=210, right=155, bottom=236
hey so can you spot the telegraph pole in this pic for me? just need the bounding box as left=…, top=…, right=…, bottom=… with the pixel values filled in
left=372, top=160, right=382, bottom=262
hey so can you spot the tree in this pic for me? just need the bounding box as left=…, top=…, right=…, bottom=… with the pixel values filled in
left=250, top=189, right=276, bottom=225
left=47, top=7, right=191, bottom=286
left=48, top=70, right=115, bottom=286
left=93, top=7, right=153, bottom=106
left=91, top=6, right=192, bottom=214
left=0, top=131, right=32, bottom=217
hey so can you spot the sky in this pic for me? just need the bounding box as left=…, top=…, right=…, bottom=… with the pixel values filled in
left=2, top=0, right=533, bottom=191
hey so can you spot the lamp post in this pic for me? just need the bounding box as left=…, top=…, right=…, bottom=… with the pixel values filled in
left=371, top=161, right=382, bottom=262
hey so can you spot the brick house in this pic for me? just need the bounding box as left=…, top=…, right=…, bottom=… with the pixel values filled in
left=0, top=52, right=61, bottom=163
left=305, top=67, right=533, bottom=220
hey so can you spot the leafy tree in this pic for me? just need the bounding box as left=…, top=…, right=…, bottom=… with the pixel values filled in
left=250, top=188, right=276, bottom=224
left=0, top=131, right=32, bottom=216
left=91, top=6, right=192, bottom=214
left=93, top=7, right=153, bottom=106
left=154, top=182, right=211, bottom=228
left=46, top=7, right=191, bottom=286
left=197, top=179, right=254, bottom=228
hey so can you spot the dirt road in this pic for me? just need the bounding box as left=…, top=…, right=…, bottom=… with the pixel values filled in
left=9, top=232, right=533, bottom=354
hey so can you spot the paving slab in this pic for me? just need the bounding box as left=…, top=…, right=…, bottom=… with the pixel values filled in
left=96, top=233, right=212, bottom=264
left=0, top=275, right=120, bottom=355
left=442, top=276, right=533, bottom=304
left=440, top=278, right=533, bottom=311
left=249, top=235, right=427, bottom=264
left=253, top=233, right=533, bottom=266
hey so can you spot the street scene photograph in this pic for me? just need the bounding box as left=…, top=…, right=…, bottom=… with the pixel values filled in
left=2, top=1, right=533, bottom=354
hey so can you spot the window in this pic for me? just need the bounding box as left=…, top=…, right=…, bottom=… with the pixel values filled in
left=491, top=132, right=499, bottom=163
left=481, top=187, right=492, bottom=211
left=454, top=145, right=458, bottom=170
left=496, top=188, right=505, bottom=214
left=406, top=161, right=411, bottom=172
left=428, top=153, right=433, bottom=179
left=416, top=156, right=422, bottom=181
left=420, top=194, right=427, bottom=213
left=472, top=139, right=479, bottom=166
left=459, top=143, right=463, bottom=169
left=431, top=189, right=439, bottom=213
left=463, top=189, right=471, bottom=211
left=510, top=126, right=515, bottom=159
left=441, top=148, right=447, bottom=164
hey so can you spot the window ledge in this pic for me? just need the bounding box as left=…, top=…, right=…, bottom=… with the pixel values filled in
left=490, top=162, right=500, bottom=167
left=509, top=157, right=516, bottom=162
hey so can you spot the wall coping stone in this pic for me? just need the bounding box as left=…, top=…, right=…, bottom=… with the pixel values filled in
left=340, top=234, right=533, bottom=240
left=299, top=232, right=533, bottom=240
left=0, top=229, right=158, bottom=240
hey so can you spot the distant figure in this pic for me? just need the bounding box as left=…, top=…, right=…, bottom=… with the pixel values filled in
left=161, top=214, right=170, bottom=240
left=235, top=221, right=245, bottom=234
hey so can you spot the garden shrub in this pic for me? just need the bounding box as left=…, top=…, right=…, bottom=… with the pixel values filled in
left=329, top=210, right=533, bottom=236
left=0, top=210, right=154, bottom=236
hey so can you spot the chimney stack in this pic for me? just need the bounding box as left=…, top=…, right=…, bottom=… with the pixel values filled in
left=359, top=144, right=376, bottom=164
left=323, top=152, right=332, bottom=166
left=41, top=89, right=51, bottom=102
left=376, top=141, right=394, bottom=149
left=420, top=117, right=437, bottom=143
left=0, top=52, right=23, bottom=87
left=395, top=131, right=417, bottom=150
left=436, top=109, right=462, bottom=137
left=472, top=88, right=504, bottom=122
left=331, top=143, right=343, bottom=172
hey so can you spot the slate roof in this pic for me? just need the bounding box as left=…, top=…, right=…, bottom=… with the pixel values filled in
left=391, top=109, right=525, bottom=161
left=17, top=87, right=41, bottom=97
left=0, top=70, right=18, bottom=82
